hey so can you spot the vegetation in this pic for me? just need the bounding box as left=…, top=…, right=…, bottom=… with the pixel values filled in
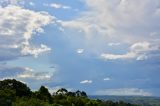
left=0, top=79, right=140, bottom=106
left=90, top=95, right=160, bottom=106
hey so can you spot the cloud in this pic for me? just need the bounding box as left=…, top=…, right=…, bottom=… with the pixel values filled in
left=46, top=3, right=71, bottom=10
left=21, top=44, right=51, bottom=58
left=103, top=77, right=111, bottom=81
left=101, top=52, right=136, bottom=60
left=0, top=5, right=54, bottom=61
left=80, top=80, right=92, bottom=84
left=59, top=0, right=160, bottom=60
left=0, top=0, right=24, bottom=7
left=101, top=42, right=159, bottom=60
left=136, top=55, right=148, bottom=61
left=108, top=43, right=120, bottom=46
left=77, top=49, right=84, bottom=54
left=29, top=2, right=35, bottom=6
left=130, top=42, right=151, bottom=53
left=17, top=67, right=53, bottom=80
left=0, top=65, right=54, bottom=81
left=96, top=88, right=152, bottom=96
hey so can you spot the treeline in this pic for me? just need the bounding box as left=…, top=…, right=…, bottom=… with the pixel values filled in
left=0, top=79, right=140, bottom=106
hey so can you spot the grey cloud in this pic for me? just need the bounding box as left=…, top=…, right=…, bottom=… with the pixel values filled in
left=0, top=65, right=54, bottom=81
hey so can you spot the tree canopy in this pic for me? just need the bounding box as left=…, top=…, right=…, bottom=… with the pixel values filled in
left=0, top=79, right=31, bottom=97
left=0, top=79, right=140, bottom=106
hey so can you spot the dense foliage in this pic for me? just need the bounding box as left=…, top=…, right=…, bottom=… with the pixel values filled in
left=0, top=79, right=140, bottom=106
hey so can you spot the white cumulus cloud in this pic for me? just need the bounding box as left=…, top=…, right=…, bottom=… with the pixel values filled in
left=101, top=42, right=159, bottom=60
left=104, top=77, right=111, bottom=81
left=46, top=3, right=71, bottom=10
left=77, top=49, right=84, bottom=54
left=0, top=5, right=54, bottom=61
left=21, top=44, right=51, bottom=58
left=80, top=80, right=92, bottom=84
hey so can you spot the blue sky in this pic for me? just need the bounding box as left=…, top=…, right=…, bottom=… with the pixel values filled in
left=0, top=0, right=160, bottom=96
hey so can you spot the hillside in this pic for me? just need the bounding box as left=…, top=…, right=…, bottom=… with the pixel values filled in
left=90, top=95, right=160, bottom=106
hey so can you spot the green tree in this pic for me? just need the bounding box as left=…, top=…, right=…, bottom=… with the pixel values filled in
left=0, top=79, right=31, bottom=97
left=66, top=91, right=76, bottom=97
left=13, top=97, right=52, bottom=106
left=0, top=79, right=141, bottom=106
left=56, top=88, right=68, bottom=95
left=0, top=89, right=16, bottom=106
left=81, top=91, right=87, bottom=97
left=34, top=86, right=52, bottom=103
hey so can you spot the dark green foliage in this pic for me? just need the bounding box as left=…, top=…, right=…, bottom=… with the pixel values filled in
left=0, top=79, right=141, bottom=106
left=75, top=90, right=87, bottom=97
left=81, top=91, right=88, bottom=97
left=0, top=79, right=31, bottom=97
left=56, top=88, right=68, bottom=95
left=100, top=100, right=140, bottom=106
left=33, top=86, right=52, bottom=103
left=13, top=97, right=52, bottom=106
left=0, top=89, right=16, bottom=106
left=66, top=91, right=76, bottom=97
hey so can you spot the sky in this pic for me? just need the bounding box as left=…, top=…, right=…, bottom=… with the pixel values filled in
left=0, top=0, right=160, bottom=96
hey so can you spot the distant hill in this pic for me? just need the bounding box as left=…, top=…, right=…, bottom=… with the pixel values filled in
left=89, top=95, right=160, bottom=106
